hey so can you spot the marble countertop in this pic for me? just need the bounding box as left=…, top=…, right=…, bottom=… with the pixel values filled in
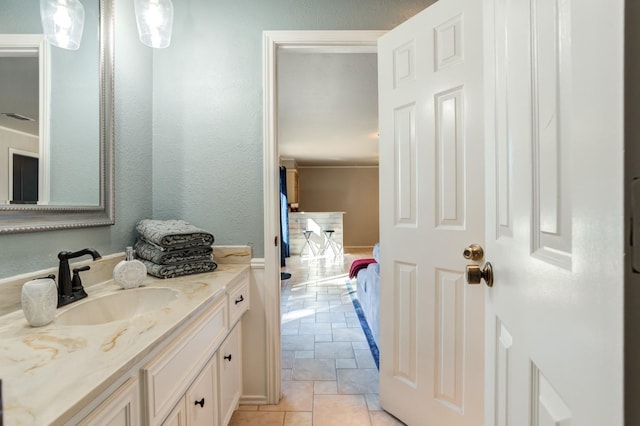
left=0, top=263, right=249, bottom=425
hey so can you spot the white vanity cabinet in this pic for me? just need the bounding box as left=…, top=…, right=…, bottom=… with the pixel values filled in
left=142, top=270, right=249, bottom=426
left=218, top=322, right=242, bottom=426
left=142, top=295, right=228, bottom=425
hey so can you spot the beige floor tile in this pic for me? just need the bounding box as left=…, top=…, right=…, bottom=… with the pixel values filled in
left=315, top=341, right=355, bottom=359
left=284, top=411, right=312, bottom=426
left=314, top=380, right=338, bottom=394
left=259, top=380, right=314, bottom=412
left=228, top=411, right=285, bottom=426
left=365, top=394, right=381, bottom=411
left=282, top=368, right=292, bottom=381
left=313, top=394, right=372, bottom=426
left=337, top=368, right=379, bottom=395
left=336, top=358, right=358, bottom=369
left=369, top=411, right=407, bottom=425
left=292, top=358, right=336, bottom=381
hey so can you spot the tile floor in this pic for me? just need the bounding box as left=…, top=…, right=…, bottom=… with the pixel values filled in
left=229, top=249, right=405, bottom=426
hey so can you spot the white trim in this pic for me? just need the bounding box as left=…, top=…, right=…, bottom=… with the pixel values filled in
left=239, top=395, right=268, bottom=405
left=39, top=37, right=51, bottom=205
left=0, top=35, right=51, bottom=205
left=263, top=30, right=384, bottom=405
left=250, top=258, right=265, bottom=269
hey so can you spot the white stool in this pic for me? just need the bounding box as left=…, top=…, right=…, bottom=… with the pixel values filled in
left=301, top=230, right=317, bottom=256
left=322, top=230, right=340, bottom=256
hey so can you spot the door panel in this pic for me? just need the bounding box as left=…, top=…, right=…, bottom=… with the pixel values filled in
left=530, top=0, right=572, bottom=267
left=483, top=0, right=624, bottom=425
left=378, top=0, right=485, bottom=424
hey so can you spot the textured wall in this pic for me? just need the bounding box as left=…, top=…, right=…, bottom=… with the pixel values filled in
left=0, top=0, right=153, bottom=279
left=152, top=0, right=434, bottom=257
left=298, top=167, right=379, bottom=247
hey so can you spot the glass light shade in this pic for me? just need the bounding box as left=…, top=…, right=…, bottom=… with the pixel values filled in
left=40, top=0, right=85, bottom=50
left=134, top=0, right=174, bottom=48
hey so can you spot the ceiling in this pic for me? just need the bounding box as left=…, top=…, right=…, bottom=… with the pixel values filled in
left=0, top=56, right=39, bottom=136
left=277, top=51, right=379, bottom=167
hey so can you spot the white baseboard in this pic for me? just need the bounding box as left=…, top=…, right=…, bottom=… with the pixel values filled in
left=344, top=245, right=374, bottom=251
left=240, top=395, right=268, bottom=405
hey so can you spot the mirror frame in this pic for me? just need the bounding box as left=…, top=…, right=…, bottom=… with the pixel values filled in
left=0, top=0, right=114, bottom=234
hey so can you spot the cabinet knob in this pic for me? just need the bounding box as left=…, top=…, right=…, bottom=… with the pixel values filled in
left=224, top=354, right=232, bottom=361
left=194, top=398, right=205, bottom=408
left=235, top=295, right=244, bottom=304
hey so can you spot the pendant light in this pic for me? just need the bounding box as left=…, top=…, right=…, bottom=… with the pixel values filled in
left=134, top=0, right=174, bottom=48
left=40, top=0, right=85, bottom=50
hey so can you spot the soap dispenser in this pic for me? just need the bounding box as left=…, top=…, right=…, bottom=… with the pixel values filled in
left=113, top=247, right=147, bottom=289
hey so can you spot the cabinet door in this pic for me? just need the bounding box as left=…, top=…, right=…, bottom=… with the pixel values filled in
left=186, top=354, right=219, bottom=426
left=78, top=378, right=140, bottom=426
left=143, top=298, right=227, bottom=424
left=162, top=398, right=186, bottom=426
left=218, top=323, right=242, bottom=426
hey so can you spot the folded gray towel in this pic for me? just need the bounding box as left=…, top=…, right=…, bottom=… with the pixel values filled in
left=135, top=239, right=213, bottom=265
left=136, top=219, right=214, bottom=249
left=141, top=259, right=218, bottom=279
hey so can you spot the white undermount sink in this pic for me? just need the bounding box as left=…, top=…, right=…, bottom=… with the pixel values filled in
left=55, top=287, right=179, bottom=326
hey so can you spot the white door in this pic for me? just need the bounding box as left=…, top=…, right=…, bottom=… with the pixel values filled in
left=378, top=0, right=485, bottom=424
left=483, top=0, right=624, bottom=425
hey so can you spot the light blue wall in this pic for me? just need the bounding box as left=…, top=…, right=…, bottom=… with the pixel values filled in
left=0, top=0, right=432, bottom=278
left=151, top=0, right=433, bottom=258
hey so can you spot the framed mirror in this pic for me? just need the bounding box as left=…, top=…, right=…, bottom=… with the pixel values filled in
left=0, top=0, right=114, bottom=233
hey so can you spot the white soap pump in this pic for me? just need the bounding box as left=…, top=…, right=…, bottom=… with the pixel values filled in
left=113, top=247, right=147, bottom=289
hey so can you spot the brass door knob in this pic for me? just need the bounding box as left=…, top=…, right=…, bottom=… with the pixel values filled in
left=466, top=262, right=494, bottom=287
left=463, top=244, right=484, bottom=261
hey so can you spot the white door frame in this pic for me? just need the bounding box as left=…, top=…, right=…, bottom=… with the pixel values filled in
left=262, top=30, right=385, bottom=403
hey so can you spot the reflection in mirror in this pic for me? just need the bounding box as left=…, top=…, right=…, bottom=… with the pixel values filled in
left=0, top=35, right=50, bottom=205
left=0, top=0, right=113, bottom=233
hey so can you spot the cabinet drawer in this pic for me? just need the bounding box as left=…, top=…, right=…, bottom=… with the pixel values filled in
left=142, top=298, right=227, bottom=425
left=228, top=272, right=249, bottom=327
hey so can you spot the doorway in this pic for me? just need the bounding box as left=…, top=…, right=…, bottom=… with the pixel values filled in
left=263, top=31, right=385, bottom=405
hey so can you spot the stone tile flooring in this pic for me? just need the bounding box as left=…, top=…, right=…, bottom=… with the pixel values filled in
left=229, top=249, right=405, bottom=425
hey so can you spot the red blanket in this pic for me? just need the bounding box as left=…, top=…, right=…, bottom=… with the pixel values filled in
left=349, top=258, right=377, bottom=279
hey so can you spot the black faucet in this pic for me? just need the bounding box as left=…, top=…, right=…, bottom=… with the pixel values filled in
left=57, top=248, right=102, bottom=307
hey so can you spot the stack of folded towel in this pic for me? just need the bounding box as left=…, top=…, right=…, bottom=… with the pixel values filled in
left=134, top=219, right=218, bottom=279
